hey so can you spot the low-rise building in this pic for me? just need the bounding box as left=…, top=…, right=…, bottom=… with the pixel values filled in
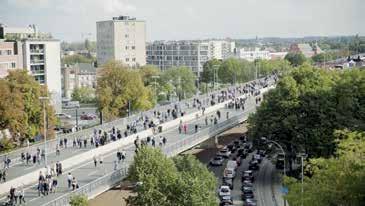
left=0, top=41, right=23, bottom=78
left=62, top=63, right=97, bottom=99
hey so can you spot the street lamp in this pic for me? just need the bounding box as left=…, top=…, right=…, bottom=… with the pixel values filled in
left=261, top=137, right=286, bottom=176
left=39, top=96, right=49, bottom=167
left=151, top=75, right=160, bottom=99
left=75, top=105, right=80, bottom=131
left=298, top=152, right=307, bottom=206
left=213, top=65, right=219, bottom=91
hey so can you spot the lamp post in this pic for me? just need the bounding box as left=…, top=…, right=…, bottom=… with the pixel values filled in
left=298, top=152, right=307, bottom=206
left=39, top=96, right=49, bottom=167
left=75, top=105, right=80, bottom=131
left=213, top=65, right=219, bottom=91
left=151, top=75, right=160, bottom=100
left=261, top=137, right=286, bottom=176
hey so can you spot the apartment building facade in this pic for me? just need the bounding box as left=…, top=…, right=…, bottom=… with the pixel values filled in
left=238, top=47, right=271, bottom=61
left=0, top=41, right=23, bottom=78
left=146, top=41, right=210, bottom=76
left=96, top=16, right=146, bottom=67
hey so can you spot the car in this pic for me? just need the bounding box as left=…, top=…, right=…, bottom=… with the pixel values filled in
left=218, top=185, right=231, bottom=197
left=222, top=178, right=233, bottom=190
left=241, top=170, right=254, bottom=182
left=218, top=148, right=231, bottom=158
left=244, top=198, right=257, bottom=206
left=238, top=149, right=248, bottom=158
left=223, top=168, right=236, bottom=179
left=219, top=196, right=233, bottom=206
left=276, top=157, right=285, bottom=169
left=233, top=140, right=240, bottom=146
left=80, top=113, right=97, bottom=120
left=210, top=156, right=224, bottom=166
left=241, top=180, right=254, bottom=188
left=244, top=143, right=253, bottom=153
left=240, top=135, right=248, bottom=142
left=227, top=144, right=237, bottom=153
left=241, top=187, right=254, bottom=200
left=55, top=113, right=72, bottom=119
left=249, top=160, right=259, bottom=170
left=257, top=149, right=266, bottom=157
left=252, top=154, right=262, bottom=163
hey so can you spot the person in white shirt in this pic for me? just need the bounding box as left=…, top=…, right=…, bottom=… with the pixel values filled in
left=67, top=173, right=73, bottom=189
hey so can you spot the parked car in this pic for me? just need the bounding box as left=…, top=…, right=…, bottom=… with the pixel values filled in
left=226, top=160, right=238, bottom=171
left=252, top=154, right=262, bottom=163
left=241, top=180, right=254, bottom=188
left=257, top=149, right=266, bottom=157
left=80, top=113, right=97, bottom=120
left=244, top=198, right=257, bottom=206
left=218, top=148, right=231, bottom=158
left=210, top=156, right=224, bottom=166
left=219, top=196, right=233, bottom=206
left=55, top=113, right=72, bottom=119
left=223, top=167, right=236, bottom=179
left=227, top=144, right=237, bottom=153
left=241, top=187, right=254, bottom=200
left=249, top=160, right=259, bottom=170
left=218, top=185, right=231, bottom=197
left=240, top=135, right=248, bottom=142
left=222, top=178, right=233, bottom=190
left=241, top=170, right=254, bottom=182
left=244, top=143, right=253, bottom=153
left=238, top=149, right=248, bottom=158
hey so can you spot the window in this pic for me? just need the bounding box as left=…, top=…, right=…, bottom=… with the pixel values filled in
left=11, top=63, right=16, bottom=68
left=0, top=50, right=2, bottom=55
left=126, top=58, right=130, bottom=62
left=132, top=58, right=136, bottom=62
left=125, top=34, right=129, bottom=38
left=7, top=50, right=12, bottom=55
left=131, top=46, right=135, bottom=50
left=125, top=46, right=129, bottom=50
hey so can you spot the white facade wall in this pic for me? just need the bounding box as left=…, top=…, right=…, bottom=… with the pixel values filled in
left=97, top=17, right=146, bottom=67
left=238, top=48, right=271, bottom=62
left=23, top=40, right=62, bottom=112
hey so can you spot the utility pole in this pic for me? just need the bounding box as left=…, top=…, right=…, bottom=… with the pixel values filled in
left=39, top=96, right=49, bottom=167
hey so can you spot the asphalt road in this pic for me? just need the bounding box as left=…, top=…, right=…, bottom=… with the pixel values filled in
left=4, top=96, right=258, bottom=206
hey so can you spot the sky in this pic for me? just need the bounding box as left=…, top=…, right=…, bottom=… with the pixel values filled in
left=0, top=0, right=364, bottom=42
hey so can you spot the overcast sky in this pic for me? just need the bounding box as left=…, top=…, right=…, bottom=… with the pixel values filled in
left=1, top=0, right=364, bottom=42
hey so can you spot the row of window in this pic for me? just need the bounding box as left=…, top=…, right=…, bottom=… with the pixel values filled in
left=125, top=46, right=136, bottom=50
left=0, top=50, right=13, bottom=55
left=125, top=58, right=136, bottom=62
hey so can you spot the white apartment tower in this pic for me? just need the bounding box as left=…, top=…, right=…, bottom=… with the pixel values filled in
left=97, top=16, right=146, bottom=67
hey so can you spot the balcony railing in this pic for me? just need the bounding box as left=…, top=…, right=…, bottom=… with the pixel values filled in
left=30, top=49, right=45, bottom=54
left=30, top=59, right=45, bottom=64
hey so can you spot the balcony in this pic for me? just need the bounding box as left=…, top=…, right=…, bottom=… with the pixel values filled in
left=30, top=49, right=45, bottom=54
left=30, top=59, right=45, bottom=64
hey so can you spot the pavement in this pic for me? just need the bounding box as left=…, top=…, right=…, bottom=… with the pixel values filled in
left=3, top=95, right=259, bottom=206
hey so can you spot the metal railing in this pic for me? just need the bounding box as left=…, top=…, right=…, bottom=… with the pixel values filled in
left=0, top=77, right=268, bottom=168
left=42, top=105, right=256, bottom=206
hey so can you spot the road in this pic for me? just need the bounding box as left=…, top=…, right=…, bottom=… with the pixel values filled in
left=5, top=94, right=260, bottom=206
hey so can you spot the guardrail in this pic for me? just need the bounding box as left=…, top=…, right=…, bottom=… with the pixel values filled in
left=41, top=103, right=256, bottom=206
left=0, top=77, right=268, bottom=168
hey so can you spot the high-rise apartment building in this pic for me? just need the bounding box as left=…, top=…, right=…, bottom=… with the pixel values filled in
left=146, top=41, right=210, bottom=76
left=146, top=40, right=235, bottom=76
left=0, top=24, right=62, bottom=112
left=96, top=16, right=146, bottom=67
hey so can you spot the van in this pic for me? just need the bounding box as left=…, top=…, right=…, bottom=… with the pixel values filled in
left=226, top=160, right=238, bottom=171
left=223, top=168, right=236, bottom=179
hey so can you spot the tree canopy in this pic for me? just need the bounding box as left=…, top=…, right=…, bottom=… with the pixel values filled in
left=72, top=87, right=96, bottom=103
left=160, top=67, right=197, bottom=100
left=284, top=130, right=365, bottom=206
left=96, top=61, right=154, bottom=121
left=248, top=66, right=365, bottom=162
left=0, top=70, right=56, bottom=150
left=62, top=54, right=95, bottom=66
left=284, top=52, right=307, bottom=66
left=127, top=147, right=217, bottom=206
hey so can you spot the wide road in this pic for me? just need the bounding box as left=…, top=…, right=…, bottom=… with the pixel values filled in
left=6, top=93, right=262, bottom=206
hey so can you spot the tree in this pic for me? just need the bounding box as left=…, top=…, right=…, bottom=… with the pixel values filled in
left=284, top=130, right=365, bottom=206
left=62, top=54, right=95, bottom=66
left=218, top=58, right=242, bottom=84
left=160, top=67, right=197, bottom=100
left=96, top=61, right=153, bottom=121
left=201, top=59, right=222, bottom=84
left=0, top=70, right=56, bottom=148
left=70, top=195, right=88, bottom=206
left=285, top=52, right=307, bottom=66
left=127, top=147, right=217, bottom=206
left=72, top=87, right=96, bottom=103
left=138, top=65, right=161, bottom=86
left=248, top=67, right=365, bottom=167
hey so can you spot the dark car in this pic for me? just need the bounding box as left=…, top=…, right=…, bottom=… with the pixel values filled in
left=241, top=187, right=254, bottom=200
left=220, top=196, right=233, bottom=206
left=252, top=154, right=262, bottom=163
left=240, top=135, right=248, bottom=142
left=244, top=143, right=253, bottom=153
left=257, top=149, right=266, bottom=157
left=233, top=140, right=240, bottom=146
left=227, top=144, right=237, bottom=153
left=276, top=158, right=285, bottom=169
left=222, top=178, right=234, bottom=190
left=241, top=180, right=254, bottom=188
left=210, top=156, right=224, bottom=166
left=241, top=170, right=254, bottom=182
left=249, top=160, right=259, bottom=170
left=244, top=198, right=257, bottom=206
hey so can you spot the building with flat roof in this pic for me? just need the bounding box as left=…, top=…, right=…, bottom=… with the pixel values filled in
left=146, top=41, right=210, bottom=76
left=96, top=16, right=146, bottom=67
left=238, top=47, right=271, bottom=61
left=0, top=24, right=62, bottom=112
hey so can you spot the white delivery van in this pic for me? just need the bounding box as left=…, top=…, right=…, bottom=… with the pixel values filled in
left=223, top=167, right=236, bottom=179
left=226, top=160, right=238, bottom=171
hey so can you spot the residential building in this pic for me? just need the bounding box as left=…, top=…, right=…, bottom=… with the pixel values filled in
left=289, top=43, right=322, bottom=58
left=96, top=16, right=146, bottom=67
left=270, top=52, right=288, bottom=60
left=0, top=41, right=23, bottom=78
left=146, top=41, right=209, bottom=76
left=61, top=63, right=97, bottom=99
left=207, top=40, right=236, bottom=60
left=238, top=47, right=271, bottom=61
left=0, top=24, right=62, bottom=112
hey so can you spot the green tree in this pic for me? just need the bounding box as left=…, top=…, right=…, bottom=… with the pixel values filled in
left=70, top=195, right=88, bottom=206
left=285, top=52, right=307, bottom=66
left=72, top=87, right=96, bottom=103
left=218, top=58, right=242, bottom=84
left=139, top=65, right=161, bottom=86
left=128, top=147, right=217, bottom=206
left=0, top=70, right=56, bottom=148
left=62, top=54, right=95, bottom=66
left=201, top=59, right=222, bottom=84
left=285, top=130, right=365, bottom=206
left=160, top=67, right=197, bottom=100
left=96, top=61, right=153, bottom=121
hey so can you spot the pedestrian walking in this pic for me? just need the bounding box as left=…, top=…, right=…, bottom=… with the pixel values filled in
left=67, top=173, right=73, bottom=189
left=183, top=124, right=187, bottom=134
left=51, top=178, right=58, bottom=193
left=56, top=144, right=60, bottom=156
left=18, top=187, right=25, bottom=204
left=121, top=150, right=126, bottom=162
left=205, top=116, right=208, bottom=125
left=83, top=139, right=87, bottom=148
left=162, top=137, right=167, bottom=145
left=195, top=124, right=199, bottom=133
left=93, top=156, right=97, bottom=167
left=71, top=177, right=78, bottom=191
left=113, top=160, right=118, bottom=171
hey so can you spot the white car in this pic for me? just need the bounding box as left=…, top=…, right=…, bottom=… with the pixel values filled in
left=218, top=148, right=231, bottom=158
left=218, top=185, right=231, bottom=197
left=55, top=113, right=72, bottom=119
